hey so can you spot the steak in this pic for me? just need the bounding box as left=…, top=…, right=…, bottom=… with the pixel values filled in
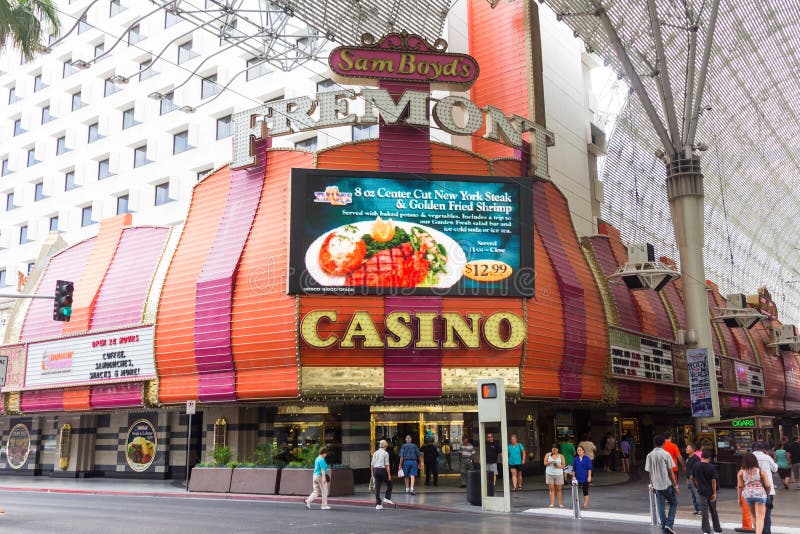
left=346, top=243, right=430, bottom=287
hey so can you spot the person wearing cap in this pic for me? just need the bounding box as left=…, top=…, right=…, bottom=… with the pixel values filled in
left=398, top=434, right=421, bottom=495
left=753, top=441, right=778, bottom=534
left=371, top=440, right=394, bottom=510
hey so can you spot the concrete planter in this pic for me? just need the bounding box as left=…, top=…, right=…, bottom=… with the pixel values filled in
left=230, top=467, right=281, bottom=495
left=188, top=467, right=233, bottom=493
left=278, top=468, right=354, bottom=496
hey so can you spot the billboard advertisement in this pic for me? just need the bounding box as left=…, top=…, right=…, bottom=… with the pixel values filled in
left=288, top=169, right=534, bottom=297
left=687, top=348, right=714, bottom=418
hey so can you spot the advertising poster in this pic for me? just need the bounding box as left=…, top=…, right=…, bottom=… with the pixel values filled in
left=6, top=423, right=31, bottom=469
left=125, top=419, right=157, bottom=472
left=687, top=348, right=714, bottom=417
left=288, top=169, right=534, bottom=296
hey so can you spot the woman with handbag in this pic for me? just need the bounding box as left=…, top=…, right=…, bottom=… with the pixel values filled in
left=544, top=444, right=566, bottom=507
left=737, top=452, right=772, bottom=534
left=305, top=447, right=331, bottom=510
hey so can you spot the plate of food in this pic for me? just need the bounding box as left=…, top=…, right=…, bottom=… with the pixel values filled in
left=305, top=217, right=466, bottom=288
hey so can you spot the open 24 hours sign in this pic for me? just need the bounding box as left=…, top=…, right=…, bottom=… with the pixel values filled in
left=288, top=169, right=534, bottom=297
left=22, top=326, right=156, bottom=389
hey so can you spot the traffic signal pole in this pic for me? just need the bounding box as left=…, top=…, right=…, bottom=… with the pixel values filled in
left=0, top=293, right=56, bottom=299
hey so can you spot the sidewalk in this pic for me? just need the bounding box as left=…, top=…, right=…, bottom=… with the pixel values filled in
left=0, top=469, right=797, bottom=531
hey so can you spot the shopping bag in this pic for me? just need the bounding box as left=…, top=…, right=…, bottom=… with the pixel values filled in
left=398, top=466, right=405, bottom=478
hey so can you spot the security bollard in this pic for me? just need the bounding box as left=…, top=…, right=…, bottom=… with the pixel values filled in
left=648, top=483, right=658, bottom=526
left=571, top=478, right=581, bottom=519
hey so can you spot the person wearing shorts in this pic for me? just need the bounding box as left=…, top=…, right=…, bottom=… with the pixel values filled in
left=573, top=445, right=593, bottom=509
left=398, top=435, right=421, bottom=495
left=544, top=444, right=565, bottom=507
left=738, top=452, right=771, bottom=534
left=507, top=434, right=525, bottom=492
left=484, top=433, right=501, bottom=487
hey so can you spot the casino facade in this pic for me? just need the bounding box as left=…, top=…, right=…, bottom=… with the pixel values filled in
left=1, top=2, right=799, bottom=482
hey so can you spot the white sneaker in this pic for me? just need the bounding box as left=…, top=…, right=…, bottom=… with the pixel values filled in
left=382, top=498, right=394, bottom=505
left=321, top=506, right=331, bottom=510
left=375, top=504, right=383, bottom=510
left=405, top=488, right=410, bottom=493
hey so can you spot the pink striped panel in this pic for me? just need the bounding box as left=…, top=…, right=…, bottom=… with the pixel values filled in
left=708, top=291, right=739, bottom=358
left=616, top=381, right=640, bottom=404
left=662, top=282, right=687, bottom=330
left=91, top=227, right=169, bottom=329
left=589, top=236, right=642, bottom=331
left=194, top=138, right=268, bottom=402
left=642, top=289, right=674, bottom=340
left=20, top=389, right=64, bottom=412
left=90, top=382, right=143, bottom=409
left=20, top=239, right=95, bottom=341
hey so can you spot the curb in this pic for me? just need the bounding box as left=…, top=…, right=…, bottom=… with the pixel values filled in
left=0, top=485, right=469, bottom=514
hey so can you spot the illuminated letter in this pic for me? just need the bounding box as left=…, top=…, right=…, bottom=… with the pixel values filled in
left=267, top=96, right=317, bottom=136
left=300, top=310, right=338, bottom=348
left=336, top=49, right=354, bottom=71
left=315, top=89, right=357, bottom=128
left=370, top=58, right=394, bottom=73
left=385, top=311, right=412, bottom=348
left=483, top=106, right=522, bottom=147
left=432, top=96, right=483, bottom=136
left=483, top=312, right=526, bottom=349
left=230, top=105, right=269, bottom=169
left=398, top=53, right=415, bottom=74
left=361, top=88, right=429, bottom=126
left=442, top=312, right=482, bottom=349
left=514, top=115, right=555, bottom=179
left=415, top=312, right=439, bottom=349
left=340, top=311, right=384, bottom=349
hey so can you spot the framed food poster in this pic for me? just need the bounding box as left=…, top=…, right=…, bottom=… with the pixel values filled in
left=288, top=169, right=534, bottom=297
left=6, top=423, right=31, bottom=469
left=125, top=419, right=157, bottom=472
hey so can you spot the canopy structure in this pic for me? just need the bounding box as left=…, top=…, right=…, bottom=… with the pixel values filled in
left=542, top=0, right=800, bottom=324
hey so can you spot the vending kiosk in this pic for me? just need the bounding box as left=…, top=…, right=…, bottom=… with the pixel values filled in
left=710, top=416, right=776, bottom=461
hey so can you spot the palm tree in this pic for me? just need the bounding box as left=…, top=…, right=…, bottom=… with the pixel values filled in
left=0, top=0, right=60, bottom=61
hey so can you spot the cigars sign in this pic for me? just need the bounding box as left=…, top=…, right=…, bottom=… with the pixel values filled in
left=301, top=310, right=526, bottom=350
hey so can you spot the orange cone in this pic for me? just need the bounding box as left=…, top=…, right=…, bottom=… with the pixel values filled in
left=734, top=497, right=755, bottom=533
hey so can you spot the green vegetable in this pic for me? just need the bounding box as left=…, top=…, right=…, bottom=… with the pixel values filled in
left=361, top=227, right=410, bottom=258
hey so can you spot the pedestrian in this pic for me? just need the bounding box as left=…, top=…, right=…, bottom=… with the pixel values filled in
left=603, top=432, right=617, bottom=472
left=645, top=434, right=678, bottom=534
left=578, top=434, right=597, bottom=464
left=421, top=436, right=439, bottom=486
left=774, top=438, right=791, bottom=490
left=690, top=448, right=722, bottom=534
left=663, top=431, right=686, bottom=476
left=560, top=438, right=576, bottom=482
left=624, top=431, right=636, bottom=466
left=304, top=446, right=331, bottom=511
left=544, top=443, right=565, bottom=507
left=507, top=434, right=525, bottom=492
left=738, top=452, right=772, bottom=534
left=685, top=442, right=702, bottom=515
left=459, top=435, right=475, bottom=488
left=753, top=441, right=778, bottom=534
left=786, top=435, right=800, bottom=485
left=573, top=445, right=593, bottom=510
left=371, top=439, right=394, bottom=510
left=398, top=435, right=421, bottom=495
left=484, top=432, right=502, bottom=487
left=620, top=436, right=631, bottom=473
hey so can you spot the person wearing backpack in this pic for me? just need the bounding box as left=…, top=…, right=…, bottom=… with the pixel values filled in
left=737, top=452, right=772, bottom=534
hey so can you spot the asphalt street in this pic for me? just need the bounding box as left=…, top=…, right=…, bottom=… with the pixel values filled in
left=0, top=491, right=669, bottom=534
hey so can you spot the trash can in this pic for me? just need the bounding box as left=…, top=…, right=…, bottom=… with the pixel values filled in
left=466, top=469, right=495, bottom=505
left=716, top=462, right=737, bottom=488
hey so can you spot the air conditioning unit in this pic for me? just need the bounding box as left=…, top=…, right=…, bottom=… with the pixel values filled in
left=768, top=324, right=800, bottom=352
left=607, top=243, right=678, bottom=291
left=711, top=293, right=766, bottom=330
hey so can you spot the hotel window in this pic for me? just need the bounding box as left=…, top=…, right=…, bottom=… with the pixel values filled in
left=294, top=136, right=318, bottom=151
left=27, top=262, right=35, bottom=274
left=165, top=10, right=181, bottom=28
left=1, top=159, right=9, bottom=176
left=72, top=91, right=86, bottom=110
left=154, top=182, right=170, bottom=205
left=41, top=105, right=53, bottom=123
left=19, top=225, right=28, bottom=244
left=104, top=78, right=120, bottom=97
left=139, top=59, right=156, bottom=81
left=63, top=60, right=78, bottom=78
left=160, top=91, right=176, bottom=115
left=178, top=41, right=197, bottom=64
left=8, top=86, right=19, bottom=104
left=0, top=270, right=6, bottom=287
left=197, top=168, right=212, bottom=181
left=34, top=182, right=44, bottom=201
left=64, top=171, right=76, bottom=191
left=94, top=42, right=105, bottom=58
left=122, top=107, right=136, bottom=129
left=56, top=136, right=68, bottom=155
left=128, top=24, right=142, bottom=45
left=116, top=194, right=129, bottom=215
left=98, top=158, right=111, bottom=179
left=6, top=192, right=15, bottom=210
left=201, top=74, right=220, bottom=99
left=49, top=215, right=59, bottom=231
left=88, top=122, right=101, bottom=143
left=34, top=73, right=45, bottom=92
left=352, top=123, right=378, bottom=141
left=27, top=148, right=37, bottom=166
left=81, top=206, right=94, bottom=227
left=78, top=14, right=89, bottom=34
left=13, top=118, right=24, bottom=136
left=216, top=115, right=232, bottom=140
left=173, top=130, right=191, bottom=154
left=246, top=57, right=269, bottom=81
left=109, top=0, right=125, bottom=16
left=133, top=145, right=149, bottom=167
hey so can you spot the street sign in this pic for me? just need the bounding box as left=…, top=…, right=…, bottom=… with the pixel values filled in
left=186, top=400, right=196, bottom=415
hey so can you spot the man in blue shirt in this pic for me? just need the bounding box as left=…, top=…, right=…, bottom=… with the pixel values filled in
left=399, top=435, right=421, bottom=495
left=305, top=447, right=331, bottom=510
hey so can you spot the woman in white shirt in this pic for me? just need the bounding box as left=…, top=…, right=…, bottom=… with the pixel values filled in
left=372, top=440, right=394, bottom=510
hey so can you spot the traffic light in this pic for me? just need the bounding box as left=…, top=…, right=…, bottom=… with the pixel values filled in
left=53, top=280, right=74, bottom=321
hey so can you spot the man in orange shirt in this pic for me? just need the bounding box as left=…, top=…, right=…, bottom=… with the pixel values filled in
left=663, top=432, right=686, bottom=475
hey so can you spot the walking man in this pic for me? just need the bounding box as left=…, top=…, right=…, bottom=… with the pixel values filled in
left=753, top=441, right=779, bottom=534
left=421, top=436, right=439, bottom=486
left=686, top=442, right=702, bottom=515
left=691, top=448, right=722, bottom=534
left=786, top=435, right=800, bottom=485
left=372, top=439, right=394, bottom=510
left=645, top=434, right=678, bottom=534
left=398, top=435, right=421, bottom=495
left=459, top=435, right=475, bottom=488
left=484, top=433, right=502, bottom=487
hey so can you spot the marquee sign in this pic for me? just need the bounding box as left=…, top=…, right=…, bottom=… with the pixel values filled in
left=329, top=32, right=479, bottom=88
